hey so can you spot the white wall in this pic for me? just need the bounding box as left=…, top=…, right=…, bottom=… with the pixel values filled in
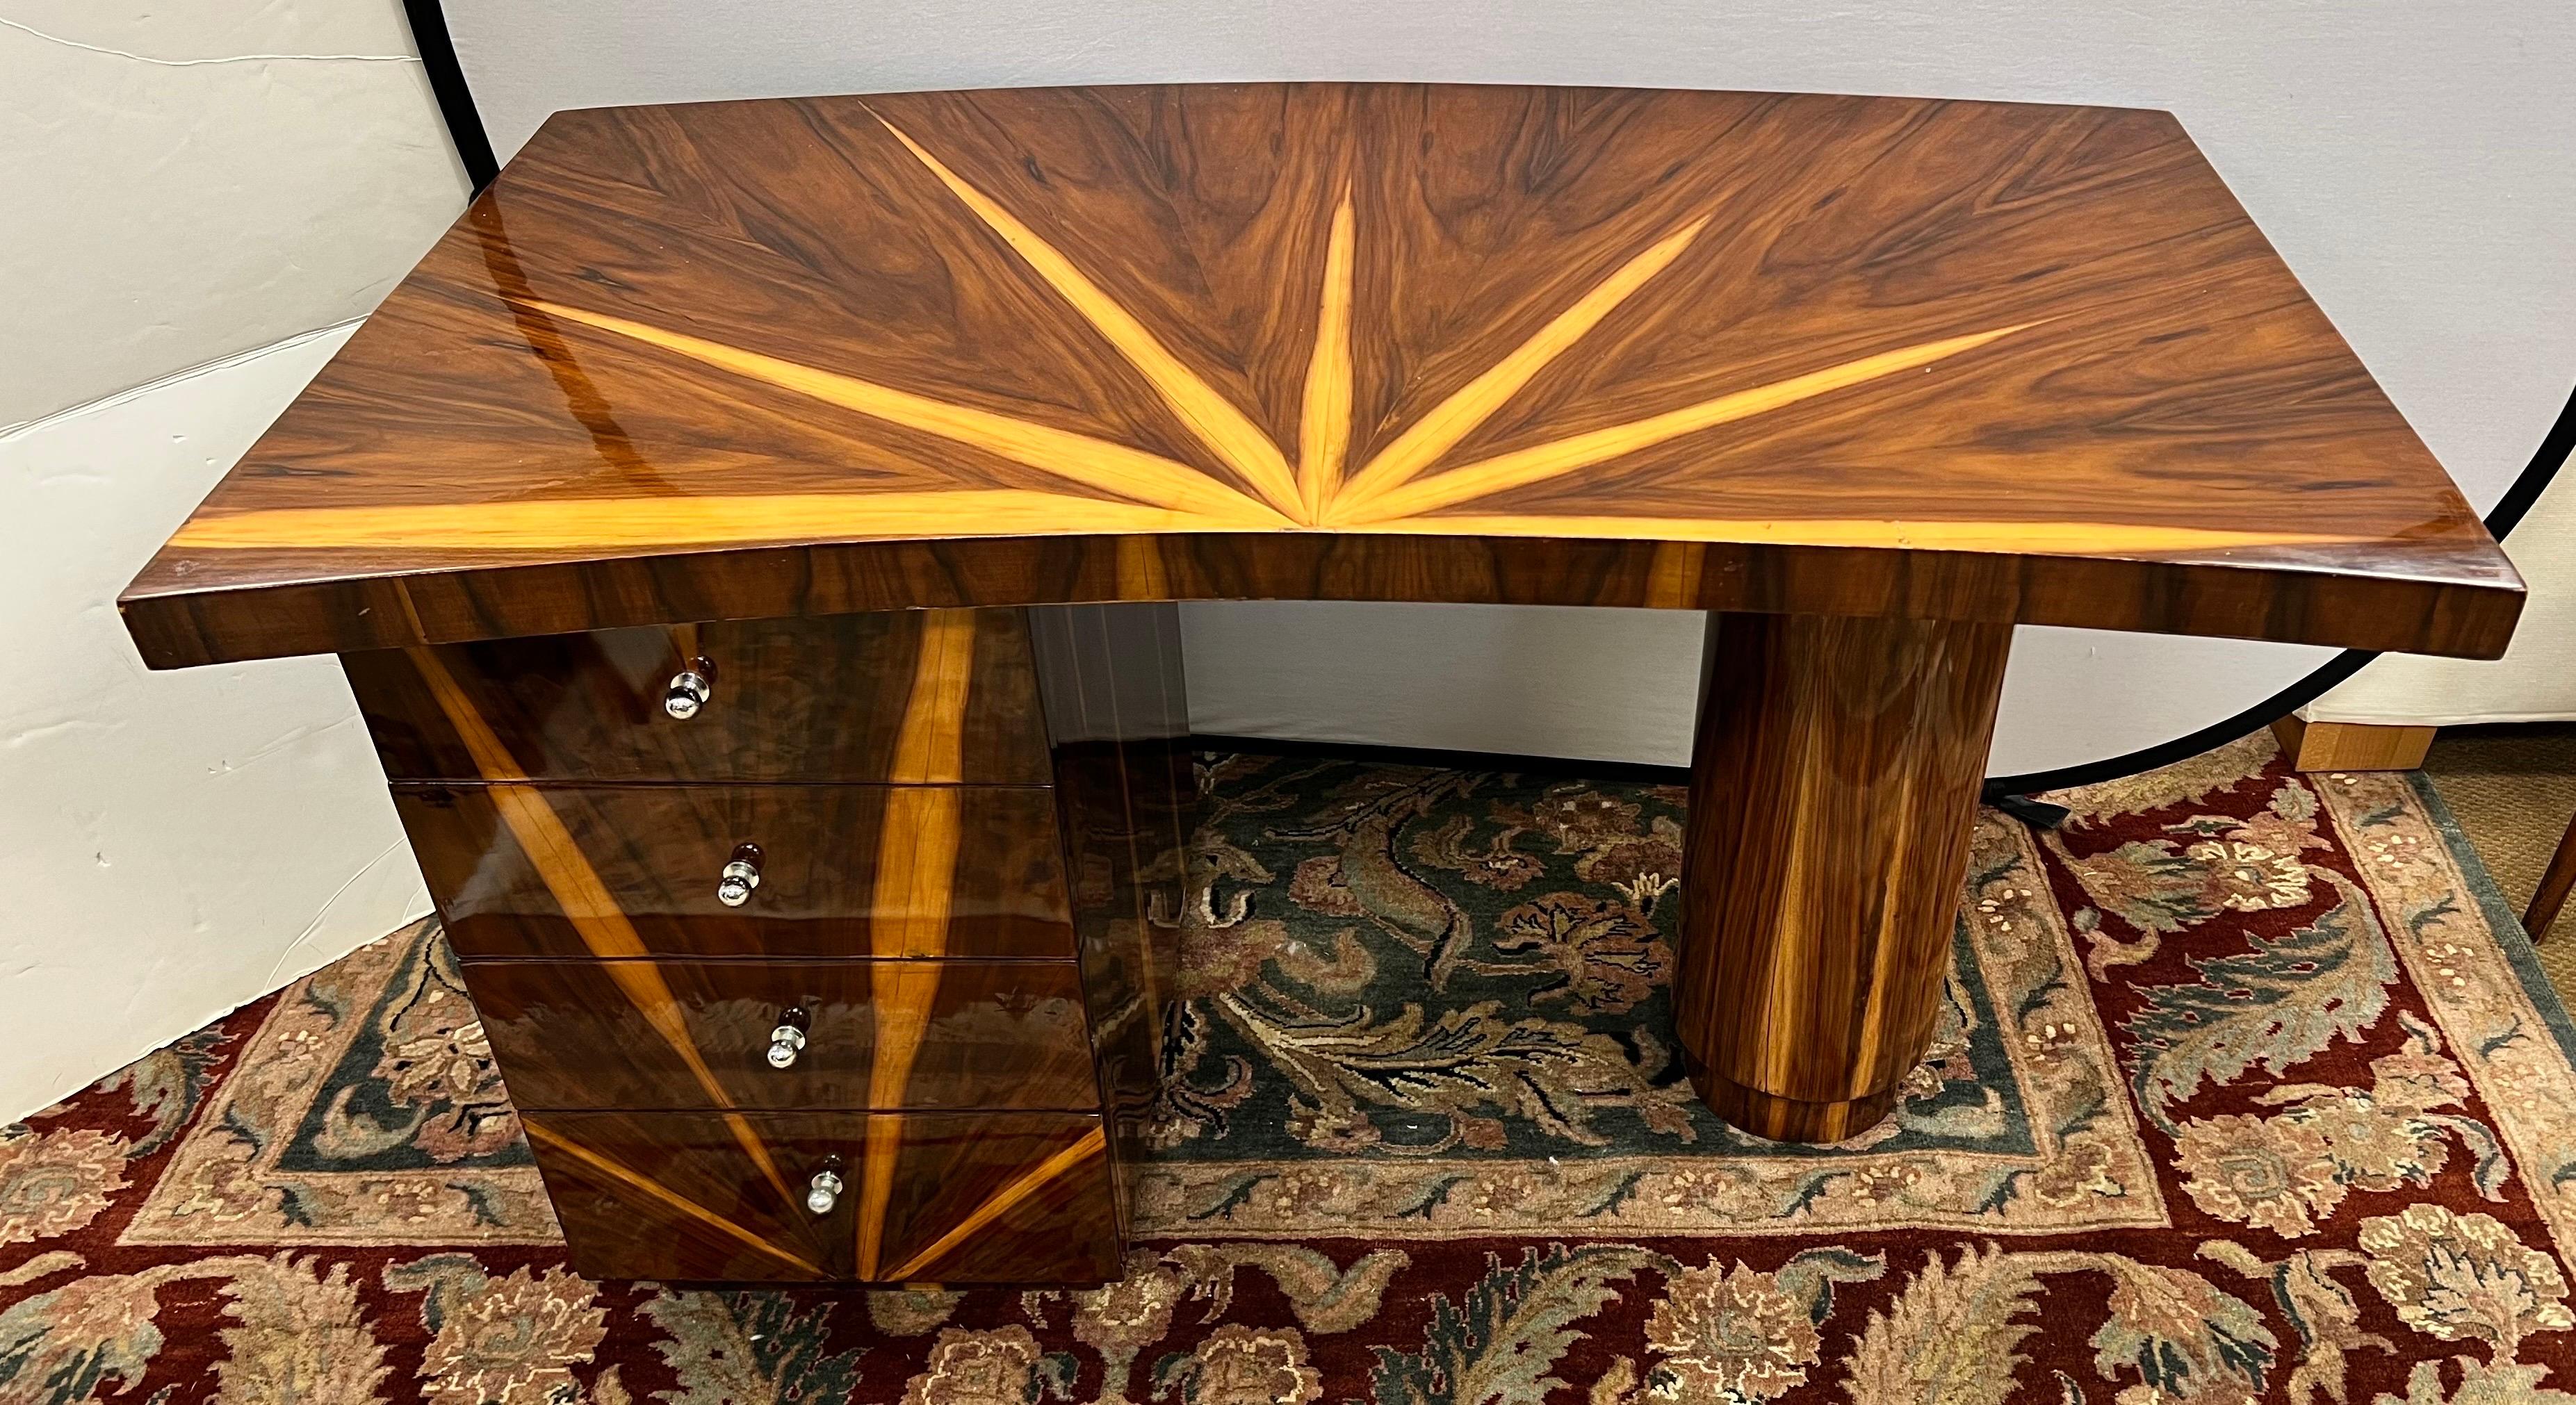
left=0, top=0, right=466, bottom=1119
left=0, top=0, right=468, bottom=427
left=0, top=332, right=435, bottom=1117
left=2306, top=450, right=2576, bottom=728
left=1186, top=605, right=2337, bottom=774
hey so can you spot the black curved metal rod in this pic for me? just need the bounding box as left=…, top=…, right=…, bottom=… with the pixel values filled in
left=400, top=0, right=498, bottom=191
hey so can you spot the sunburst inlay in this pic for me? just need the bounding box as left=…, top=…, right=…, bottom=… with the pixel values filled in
left=167, top=121, right=2118, bottom=555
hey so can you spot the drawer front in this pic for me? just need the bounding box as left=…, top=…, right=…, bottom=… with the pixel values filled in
left=397, top=783, right=1075, bottom=960
left=346, top=609, right=1050, bottom=784
left=522, top=1110, right=1118, bottom=1284
left=470, top=959, right=1103, bottom=1112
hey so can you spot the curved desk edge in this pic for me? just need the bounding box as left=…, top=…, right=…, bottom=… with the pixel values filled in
left=118, top=528, right=2522, bottom=671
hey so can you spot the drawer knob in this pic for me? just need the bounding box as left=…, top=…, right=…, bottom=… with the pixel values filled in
left=663, top=657, right=717, bottom=719
left=715, top=843, right=763, bottom=907
left=807, top=1156, right=844, bottom=1216
left=766, top=1006, right=810, bottom=1069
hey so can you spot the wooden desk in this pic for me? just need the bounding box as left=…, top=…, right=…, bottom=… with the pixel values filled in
left=122, top=83, right=2521, bottom=1283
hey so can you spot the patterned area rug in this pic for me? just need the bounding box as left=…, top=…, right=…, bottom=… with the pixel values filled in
left=6, top=734, right=2575, bottom=1402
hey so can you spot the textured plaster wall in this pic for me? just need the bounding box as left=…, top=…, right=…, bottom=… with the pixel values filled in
left=0, top=0, right=469, bottom=427
left=448, top=0, right=2576, bottom=775
left=0, top=331, right=436, bottom=1119
left=0, top=0, right=467, bottom=1119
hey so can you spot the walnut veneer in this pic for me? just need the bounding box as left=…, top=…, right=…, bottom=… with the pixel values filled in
left=469, top=959, right=1103, bottom=1112
left=120, top=83, right=2521, bottom=1271
left=344, top=612, right=1053, bottom=784
left=348, top=605, right=1183, bottom=1285
left=122, top=85, right=2518, bottom=668
left=1678, top=612, right=2012, bottom=1140
left=388, top=782, right=1077, bottom=960
left=523, top=1109, right=1120, bottom=1283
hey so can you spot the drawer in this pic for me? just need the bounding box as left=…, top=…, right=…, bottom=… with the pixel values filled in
left=468, top=959, right=1102, bottom=1112
left=397, top=783, right=1075, bottom=960
left=521, top=1110, right=1119, bottom=1283
left=345, top=609, right=1051, bottom=784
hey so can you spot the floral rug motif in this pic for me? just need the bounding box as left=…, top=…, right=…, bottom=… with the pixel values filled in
left=3, top=733, right=2574, bottom=1402
left=116, top=922, right=553, bottom=1247
left=1141, top=755, right=2161, bottom=1240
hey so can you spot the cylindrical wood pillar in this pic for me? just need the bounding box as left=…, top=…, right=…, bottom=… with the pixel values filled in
left=1675, top=611, right=2014, bottom=1142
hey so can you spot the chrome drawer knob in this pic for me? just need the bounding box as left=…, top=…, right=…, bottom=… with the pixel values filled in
left=715, top=843, right=763, bottom=907
left=766, top=1006, right=810, bottom=1069
left=663, top=657, right=716, bottom=719
left=807, top=1158, right=844, bottom=1216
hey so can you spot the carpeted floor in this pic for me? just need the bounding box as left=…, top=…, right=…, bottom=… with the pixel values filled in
left=2424, top=723, right=2576, bottom=1002
left=5, top=730, right=2576, bottom=1402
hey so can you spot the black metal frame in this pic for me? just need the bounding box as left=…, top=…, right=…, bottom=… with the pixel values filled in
left=400, top=0, right=498, bottom=190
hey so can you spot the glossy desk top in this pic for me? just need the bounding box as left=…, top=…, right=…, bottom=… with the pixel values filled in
left=122, top=83, right=2519, bottom=666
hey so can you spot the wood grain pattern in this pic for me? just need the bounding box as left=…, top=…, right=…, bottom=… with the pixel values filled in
left=465, top=959, right=1104, bottom=1111
left=855, top=609, right=977, bottom=1279
left=121, top=84, right=2520, bottom=669
left=522, top=1110, right=1119, bottom=1284
left=344, top=611, right=1049, bottom=784
left=1029, top=603, right=1193, bottom=1229
left=1672, top=611, right=2013, bottom=1141
left=2268, top=714, right=2440, bottom=773
left=881, top=1124, right=1110, bottom=1282
left=393, top=783, right=1075, bottom=960
left=870, top=113, right=1306, bottom=522
left=396, top=645, right=806, bottom=1206
left=352, top=602, right=1159, bottom=1280
left=521, top=1116, right=830, bottom=1281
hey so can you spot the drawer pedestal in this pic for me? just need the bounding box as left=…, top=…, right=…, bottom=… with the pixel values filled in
left=347, top=604, right=1185, bottom=1285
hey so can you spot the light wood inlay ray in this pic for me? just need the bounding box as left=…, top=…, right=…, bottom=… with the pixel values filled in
left=858, top=611, right=976, bottom=1277
left=1114, top=536, right=1171, bottom=599
left=520, top=303, right=1287, bottom=525
left=1296, top=187, right=1358, bottom=525
left=1330, top=322, right=2045, bottom=524
left=872, top=111, right=1308, bottom=523
left=886, top=1124, right=1109, bottom=1281
left=1645, top=541, right=1706, bottom=610
left=523, top=1119, right=826, bottom=1276
left=1329, top=215, right=1711, bottom=512
left=169, top=491, right=1262, bottom=551
left=1344, top=514, right=2360, bottom=554
left=406, top=648, right=801, bottom=1212
left=886, top=611, right=978, bottom=786
left=177, top=498, right=2363, bottom=559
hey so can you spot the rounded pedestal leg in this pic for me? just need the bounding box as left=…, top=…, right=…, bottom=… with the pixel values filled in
left=1674, top=611, right=2013, bottom=1142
